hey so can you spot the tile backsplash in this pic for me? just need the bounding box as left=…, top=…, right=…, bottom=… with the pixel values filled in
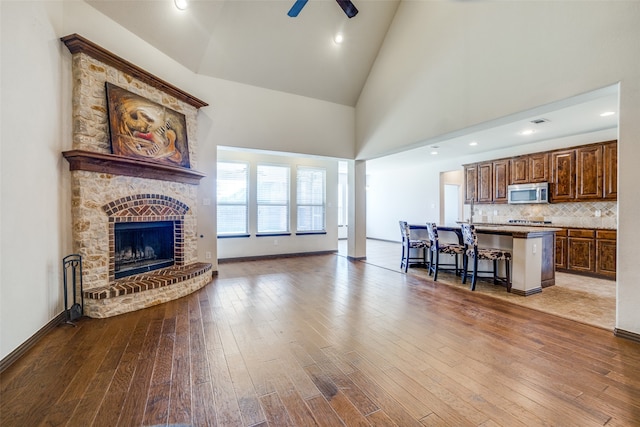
left=466, top=201, right=617, bottom=229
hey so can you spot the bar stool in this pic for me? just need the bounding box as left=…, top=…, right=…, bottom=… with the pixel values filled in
left=425, top=223, right=464, bottom=281
left=398, top=221, right=429, bottom=272
left=460, top=223, right=512, bottom=292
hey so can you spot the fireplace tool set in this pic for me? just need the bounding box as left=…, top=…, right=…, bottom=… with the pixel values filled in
left=62, top=254, right=84, bottom=325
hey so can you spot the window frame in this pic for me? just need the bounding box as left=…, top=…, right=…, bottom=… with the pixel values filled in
left=216, top=161, right=250, bottom=238
left=296, top=166, right=327, bottom=234
left=256, top=163, right=291, bottom=236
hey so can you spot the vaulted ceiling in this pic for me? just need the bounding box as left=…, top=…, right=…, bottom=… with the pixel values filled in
left=86, top=0, right=400, bottom=107
left=85, top=0, right=618, bottom=164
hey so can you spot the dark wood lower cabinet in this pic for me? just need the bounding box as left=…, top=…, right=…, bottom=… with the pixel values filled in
left=596, top=230, right=617, bottom=278
left=568, top=229, right=596, bottom=273
left=556, top=227, right=616, bottom=280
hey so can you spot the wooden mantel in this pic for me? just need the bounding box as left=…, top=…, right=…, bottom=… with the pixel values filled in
left=61, top=33, right=208, bottom=109
left=62, top=150, right=206, bottom=185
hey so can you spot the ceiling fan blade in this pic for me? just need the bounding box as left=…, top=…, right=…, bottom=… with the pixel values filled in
left=288, top=0, right=309, bottom=17
left=336, top=0, right=358, bottom=18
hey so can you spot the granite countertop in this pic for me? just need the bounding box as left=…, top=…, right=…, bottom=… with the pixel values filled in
left=472, top=224, right=562, bottom=237
left=442, top=223, right=561, bottom=238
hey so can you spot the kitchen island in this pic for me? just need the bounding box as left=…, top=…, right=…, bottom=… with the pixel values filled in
left=411, top=224, right=560, bottom=295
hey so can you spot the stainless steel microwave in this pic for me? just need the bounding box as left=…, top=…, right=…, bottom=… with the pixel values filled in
left=507, top=182, right=549, bottom=204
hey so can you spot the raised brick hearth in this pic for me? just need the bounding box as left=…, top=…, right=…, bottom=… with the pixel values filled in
left=62, top=34, right=212, bottom=318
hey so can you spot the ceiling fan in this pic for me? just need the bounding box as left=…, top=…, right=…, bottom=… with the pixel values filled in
left=288, top=0, right=359, bottom=18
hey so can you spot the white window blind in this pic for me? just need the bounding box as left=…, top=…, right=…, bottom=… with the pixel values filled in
left=257, top=164, right=290, bottom=233
left=297, top=167, right=326, bottom=232
left=217, top=162, right=248, bottom=235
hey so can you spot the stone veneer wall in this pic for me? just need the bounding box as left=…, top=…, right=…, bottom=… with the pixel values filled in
left=69, top=52, right=201, bottom=293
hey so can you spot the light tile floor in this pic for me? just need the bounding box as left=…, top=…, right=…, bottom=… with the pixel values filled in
left=338, top=239, right=616, bottom=330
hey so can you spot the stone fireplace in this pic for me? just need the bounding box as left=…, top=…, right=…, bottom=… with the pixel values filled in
left=61, top=34, right=212, bottom=318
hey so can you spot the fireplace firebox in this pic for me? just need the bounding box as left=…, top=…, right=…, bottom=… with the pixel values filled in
left=114, top=221, right=175, bottom=279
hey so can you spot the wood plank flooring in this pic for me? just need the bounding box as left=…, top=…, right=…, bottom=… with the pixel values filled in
left=2, top=254, right=640, bottom=426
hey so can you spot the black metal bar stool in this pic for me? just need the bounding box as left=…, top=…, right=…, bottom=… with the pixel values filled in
left=398, top=221, right=429, bottom=272
left=460, top=223, right=512, bottom=292
left=425, top=223, right=465, bottom=281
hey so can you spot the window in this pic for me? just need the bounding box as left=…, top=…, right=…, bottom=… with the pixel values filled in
left=297, top=167, right=326, bottom=232
left=257, top=164, right=290, bottom=234
left=217, top=162, right=249, bottom=236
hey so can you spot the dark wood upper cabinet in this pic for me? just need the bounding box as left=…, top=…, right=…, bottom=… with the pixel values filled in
left=465, top=140, right=616, bottom=204
left=551, top=149, right=576, bottom=202
left=509, top=156, right=529, bottom=184
left=603, top=140, right=618, bottom=200
left=492, top=159, right=509, bottom=203
left=464, top=164, right=477, bottom=203
left=576, top=145, right=603, bottom=200
left=528, top=152, right=549, bottom=183
left=477, top=162, right=493, bottom=203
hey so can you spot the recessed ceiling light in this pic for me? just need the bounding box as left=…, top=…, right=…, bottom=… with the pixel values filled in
left=469, top=141, right=478, bottom=146
left=174, top=0, right=188, bottom=10
left=334, top=34, right=344, bottom=44
left=431, top=150, right=438, bottom=155
left=600, top=111, right=615, bottom=117
left=519, top=129, right=535, bottom=136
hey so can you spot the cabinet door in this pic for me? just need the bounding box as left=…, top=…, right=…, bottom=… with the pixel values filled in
left=477, top=162, right=493, bottom=203
left=567, top=229, right=595, bottom=273
left=509, top=156, right=528, bottom=184
left=528, top=153, right=549, bottom=182
left=541, top=233, right=556, bottom=287
left=464, top=165, right=477, bottom=203
left=603, top=140, right=617, bottom=200
left=576, top=145, right=603, bottom=199
left=492, top=159, right=509, bottom=203
left=551, top=149, right=576, bottom=202
left=555, top=229, right=568, bottom=270
left=596, top=230, right=616, bottom=278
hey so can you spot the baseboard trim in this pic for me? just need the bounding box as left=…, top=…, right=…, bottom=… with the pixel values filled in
left=614, top=328, right=640, bottom=343
left=218, top=250, right=337, bottom=263
left=0, top=311, right=66, bottom=373
left=347, top=256, right=367, bottom=261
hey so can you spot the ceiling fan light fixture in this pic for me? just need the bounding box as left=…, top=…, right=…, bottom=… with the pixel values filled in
left=174, top=0, right=187, bottom=10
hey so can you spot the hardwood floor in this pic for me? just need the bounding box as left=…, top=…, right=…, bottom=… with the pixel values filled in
left=2, top=254, right=640, bottom=426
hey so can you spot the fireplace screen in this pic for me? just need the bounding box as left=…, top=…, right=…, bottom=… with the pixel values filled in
left=114, top=221, right=174, bottom=279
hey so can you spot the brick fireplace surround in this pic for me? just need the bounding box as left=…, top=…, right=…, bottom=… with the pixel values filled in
left=61, top=34, right=213, bottom=318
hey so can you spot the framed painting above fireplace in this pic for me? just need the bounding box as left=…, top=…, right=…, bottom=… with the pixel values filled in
left=105, top=82, right=190, bottom=168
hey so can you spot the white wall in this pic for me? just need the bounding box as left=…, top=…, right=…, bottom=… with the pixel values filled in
left=356, top=2, right=636, bottom=159
left=216, top=149, right=339, bottom=259
left=1, top=1, right=70, bottom=360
